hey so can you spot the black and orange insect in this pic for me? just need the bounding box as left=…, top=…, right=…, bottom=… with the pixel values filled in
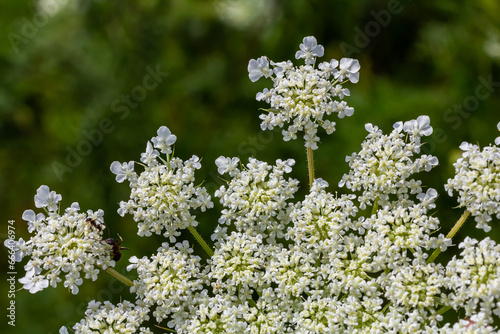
left=86, top=217, right=103, bottom=232
left=103, top=234, right=129, bottom=262
left=86, top=219, right=128, bottom=262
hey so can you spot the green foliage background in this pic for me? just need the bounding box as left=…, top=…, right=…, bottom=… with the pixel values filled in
left=1, top=0, right=499, bottom=332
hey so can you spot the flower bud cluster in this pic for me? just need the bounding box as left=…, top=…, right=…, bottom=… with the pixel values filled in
left=8, top=186, right=114, bottom=294
left=248, top=36, right=360, bottom=149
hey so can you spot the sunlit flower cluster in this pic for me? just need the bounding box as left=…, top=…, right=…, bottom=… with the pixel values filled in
left=127, top=241, right=205, bottom=328
left=339, top=115, right=439, bottom=210
left=111, top=126, right=213, bottom=242
left=13, top=36, right=500, bottom=333
left=445, top=124, right=500, bottom=231
left=214, top=157, right=298, bottom=241
left=7, top=185, right=114, bottom=294
left=248, top=36, right=360, bottom=149
left=445, top=237, right=500, bottom=324
left=60, top=300, right=152, bottom=334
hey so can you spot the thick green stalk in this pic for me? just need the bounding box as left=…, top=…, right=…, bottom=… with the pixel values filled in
left=427, top=210, right=471, bottom=264
left=307, top=147, right=315, bottom=189
left=105, top=267, right=134, bottom=287
left=188, top=225, right=214, bottom=257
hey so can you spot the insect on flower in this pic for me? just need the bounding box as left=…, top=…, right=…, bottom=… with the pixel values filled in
left=103, top=234, right=129, bottom=262
left=85, top=217, right=103, bottom=232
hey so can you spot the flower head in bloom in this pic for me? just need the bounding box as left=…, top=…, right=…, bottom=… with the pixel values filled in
left=335, top=57, right=361, bottom=83
left=113, top=126, right=213, bottom=242
left=215, top=157, right=298, bottom=241
left=248, top=36, right=360, bottom=150
left=151, top=125, right=177, bottom=154
left=215, top=156, right=240, bottom=176
left=34, top=185, right=62, bottom=211
left=445, top=125, right=500, bottom=232
left=248, top=56, right=273, bottom=82
left=128, top=241, right=204, bottom=327
left=110, top=161, right=135, bottom=183
left=63, top=300, right=152, bottom=333
left=16, top=186, right=115, bottom=294
left=24, top=36, right=500, bottom=333
left=295, top=36, right=324, bottom=65
left=339, top=116, right=439, bottom=210
left=445, top=237, right=500, bottom=324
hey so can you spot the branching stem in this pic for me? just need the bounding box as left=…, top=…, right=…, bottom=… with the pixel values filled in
left=427, top=210, right=471, bottom=264
left=307, top=147, right=315, bottom=188
left=188, top=225, right=214, bottom=257
left=105, top=267, right=134, bottom=287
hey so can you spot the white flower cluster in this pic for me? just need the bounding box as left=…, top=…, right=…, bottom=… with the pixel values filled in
left=111, top=126, right=213, bottom=242
left=445, top=122, right=500, bottom=231
left=189, top=119, right=460, bottom=333
left=214, top=157, right=298, bottom=241
left=445, top=237, right=500, bottom=324
left=6, top=185, right=114, bottom=294
left=248, top=36, right=360, bottom=149
left=153, top=136, right=452, bottom=333
left=127, top=241, right=205, bottom=328
left=440, top=314, right=498, bottom=333
left=17, top=36, right=500, bottom=333
left=340, top=115, right=439, bottom=210
left=60, top=300, right=152, bottom=334
left=263, top=178, right=450, bottom=333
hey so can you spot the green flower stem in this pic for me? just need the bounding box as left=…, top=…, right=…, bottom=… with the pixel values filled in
left=444, top=210, right=471, bottom=239
left=427, top=210, right=471, bottom=264
left=307, top=147, right=315, bottom=189
left=105, top=267, right=134, bottom=287
left=154, top=325, right=176, bottom=333
left=436, top=305, right=452, bottom=315
left=188, top=225, right=214, bottom=257
left=371, top=198, right=379, bottom=216
left=248, top=298, right=257, bottom=308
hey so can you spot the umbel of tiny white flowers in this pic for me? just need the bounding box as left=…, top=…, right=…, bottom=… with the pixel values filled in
left=214, top=156, right=298, bottom=242
left=9, top=185, right=115, bottom=294
left=445, top=121, right=500, bottom=232
left=248, top=35, right=360, bottom=150
left=111, top=125, right=213, bottom=243
left=18, top=34, right=500, bottom=333
left=60, top=300, right=152, bottom=334
left=444, top=237, right=500, bottom=325
left=127, top=241, right=205, bottom=327
left=339, top=115, right=439, bottom=210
